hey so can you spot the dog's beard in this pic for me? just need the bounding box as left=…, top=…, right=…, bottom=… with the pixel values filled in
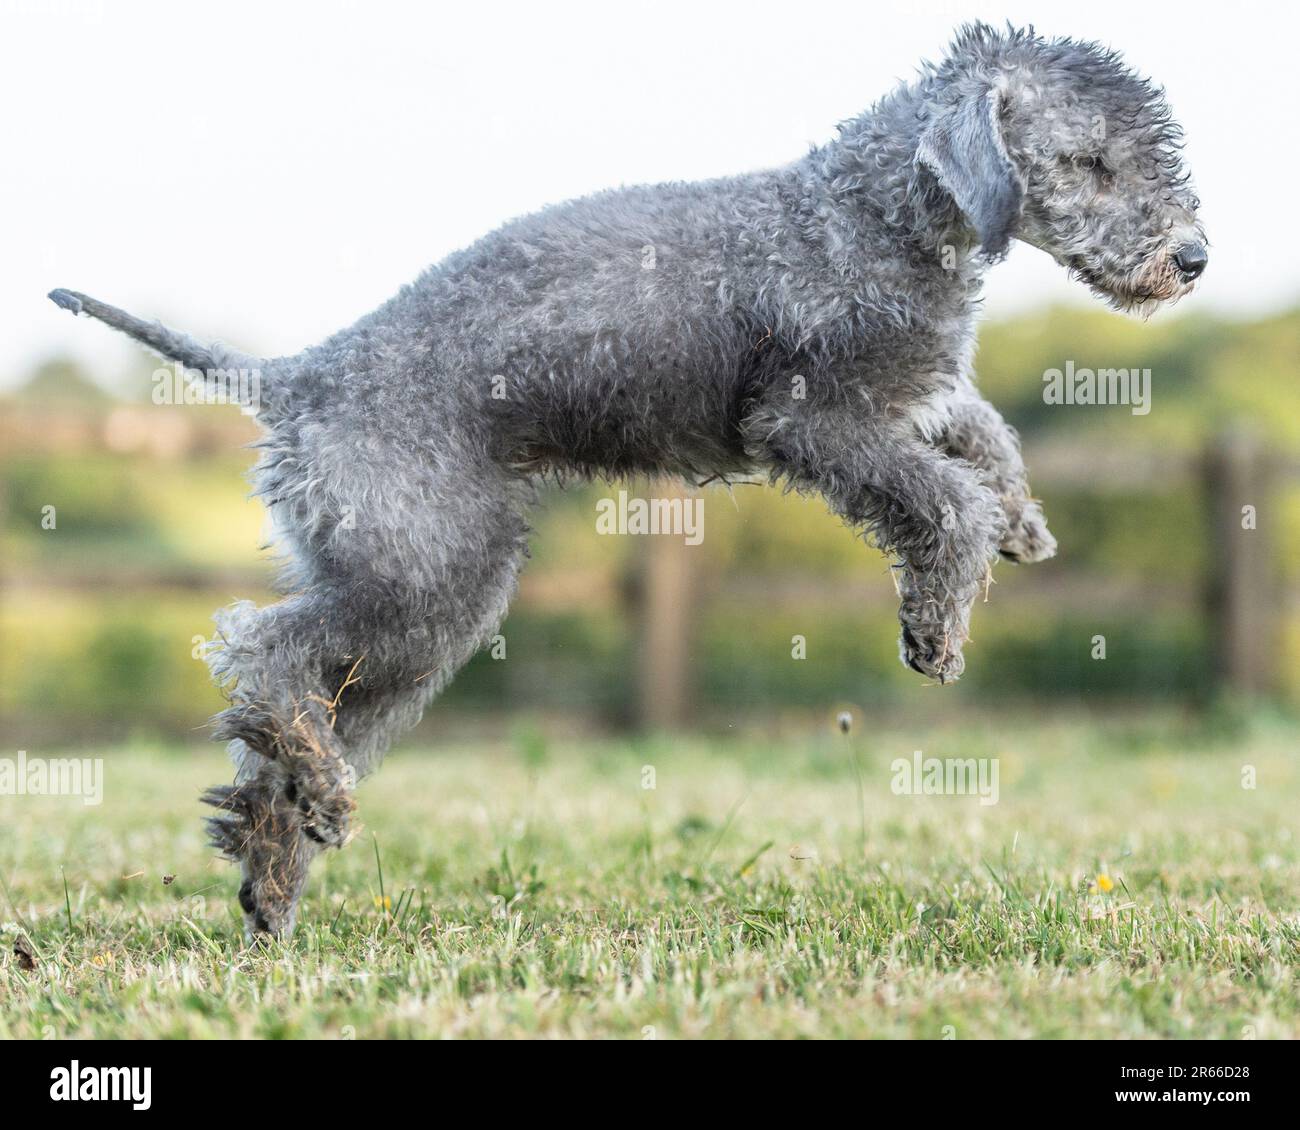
left=1069, top=252, right=1195, bottom=317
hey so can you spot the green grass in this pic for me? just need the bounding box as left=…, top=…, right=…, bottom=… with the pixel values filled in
left=2, top=712, right=1299, bottom=1038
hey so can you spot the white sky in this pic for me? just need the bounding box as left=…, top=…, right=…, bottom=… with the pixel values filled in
left=1, top=0, right=1294, bottom=389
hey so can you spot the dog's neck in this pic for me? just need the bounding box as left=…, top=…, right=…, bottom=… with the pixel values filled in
left=810, top=88, right=992, bottom=273
left=806, top=40, right=1036, bottom=284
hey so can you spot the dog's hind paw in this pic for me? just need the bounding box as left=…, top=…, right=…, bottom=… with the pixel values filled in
left=214, top=699, right=356, bottom=848
left=200, top=783, right=251, bottom=859
left=201, top=774, right=319, bottom=940
left=285, top=760, right=355, bottom=849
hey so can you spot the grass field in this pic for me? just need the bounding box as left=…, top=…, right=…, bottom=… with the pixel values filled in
left=2, top=710, right=1298, bottom=1039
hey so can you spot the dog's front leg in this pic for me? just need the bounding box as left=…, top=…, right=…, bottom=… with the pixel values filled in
left=753, top=409, right=1004, bottom=681
left=939, top=385, right=1056, bottom=564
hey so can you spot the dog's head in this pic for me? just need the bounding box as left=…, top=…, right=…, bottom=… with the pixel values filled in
left=917, top=24, right=1205, bottom=313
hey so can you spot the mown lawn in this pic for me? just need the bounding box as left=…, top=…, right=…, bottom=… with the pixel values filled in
left=2, top=711, right=1298, bottom=1038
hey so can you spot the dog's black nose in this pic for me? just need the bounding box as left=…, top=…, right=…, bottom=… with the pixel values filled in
left=1173, top=242, right=1207, bottom=280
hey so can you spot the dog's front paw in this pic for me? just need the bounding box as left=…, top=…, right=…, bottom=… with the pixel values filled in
left=999, top=499, right=1057, bottom=564
left=900, top=620, right=966, bottom=683
left=897, top=585, right=974, bottom=684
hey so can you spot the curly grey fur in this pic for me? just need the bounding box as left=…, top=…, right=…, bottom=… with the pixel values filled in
left=48, top=23, right=1203, bottom=937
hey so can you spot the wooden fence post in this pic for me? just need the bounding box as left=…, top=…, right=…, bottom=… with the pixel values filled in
left=1203, top=430, right=1278, bottom=697
left=635, top=479, right=698, bottom=730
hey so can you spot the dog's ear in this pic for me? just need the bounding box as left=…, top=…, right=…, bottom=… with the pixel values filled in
left=917, top=87, right=1024, bottom=259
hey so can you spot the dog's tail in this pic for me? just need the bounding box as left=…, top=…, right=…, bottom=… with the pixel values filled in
left=48, top=288, right=270, bottom=410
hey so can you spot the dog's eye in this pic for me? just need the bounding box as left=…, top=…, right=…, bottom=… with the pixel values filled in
left=1062, top=153, right=1113, bottom=185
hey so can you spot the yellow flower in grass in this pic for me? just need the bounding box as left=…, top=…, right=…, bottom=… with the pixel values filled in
left=90, top=951, right=113, bottom=968
left=1089, top=873, right=1115, bottom=895
left=373, top=895, right=392, bottom=911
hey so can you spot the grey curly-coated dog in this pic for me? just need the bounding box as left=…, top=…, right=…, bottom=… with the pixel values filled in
left=49, top=23, right=1204, bottom=937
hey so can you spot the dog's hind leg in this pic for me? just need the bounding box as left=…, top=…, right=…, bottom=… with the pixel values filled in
left=201, top=465, right=531, bottom=939
left=320, top=534, right=529, bottom=786
left=318, top=472, right=533, bottom=784
left=200, top=595, right=370, bottom=940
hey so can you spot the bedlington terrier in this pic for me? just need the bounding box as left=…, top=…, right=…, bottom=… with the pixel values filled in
left=49, top=23, right=1204, bottom=937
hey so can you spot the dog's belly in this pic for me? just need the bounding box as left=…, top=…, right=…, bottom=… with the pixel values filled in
left=489, top=354, right=754, bottom=478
